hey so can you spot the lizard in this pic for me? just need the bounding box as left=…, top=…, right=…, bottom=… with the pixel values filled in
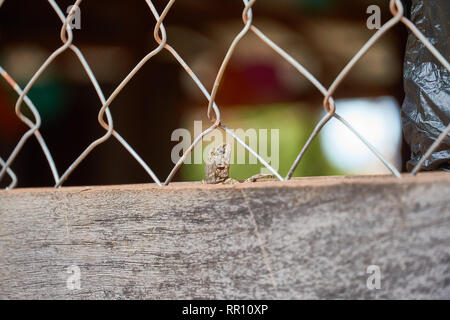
left=203, top=143, right=274, bottom=185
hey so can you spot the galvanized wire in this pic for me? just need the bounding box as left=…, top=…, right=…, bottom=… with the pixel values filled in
left=0, top=156, right=16, bottom=189
left=0, top=66, right=59, bottom=185
left=0, top=0, right=448, bottom=189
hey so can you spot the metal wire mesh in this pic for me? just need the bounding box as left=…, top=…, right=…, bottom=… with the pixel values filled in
left=0, top=0, right=449, bottom=189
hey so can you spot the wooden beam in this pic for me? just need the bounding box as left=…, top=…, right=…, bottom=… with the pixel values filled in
left=0, top=173, right=449, bottom=299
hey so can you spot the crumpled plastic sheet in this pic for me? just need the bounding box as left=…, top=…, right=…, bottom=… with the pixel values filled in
left=402, top=0, right=450, bottom=171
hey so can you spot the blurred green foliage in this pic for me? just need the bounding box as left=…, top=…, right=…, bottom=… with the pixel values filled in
left=23, top=80, right=68, bottom=123
left=294, top=0, right=336, bottom=13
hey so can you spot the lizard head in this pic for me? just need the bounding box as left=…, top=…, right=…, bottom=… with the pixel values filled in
left=205, top=144, right=232, bottom=184
left=211, top=144, right=231, bottom=169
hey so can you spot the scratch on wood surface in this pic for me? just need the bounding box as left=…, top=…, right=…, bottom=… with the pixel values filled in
left=64, top=214, right=70, bottom=235
left=240, top=188, right=278, bottom=291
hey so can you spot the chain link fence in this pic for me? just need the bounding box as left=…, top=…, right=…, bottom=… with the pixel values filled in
left=0, top=0, right=449, bottom=189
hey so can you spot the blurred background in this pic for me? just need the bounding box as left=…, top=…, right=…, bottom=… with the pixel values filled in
left=0, top=0, right=412, bottom=187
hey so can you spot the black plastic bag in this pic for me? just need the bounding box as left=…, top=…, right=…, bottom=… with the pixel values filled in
left=402, top=0, right=450, bottom=171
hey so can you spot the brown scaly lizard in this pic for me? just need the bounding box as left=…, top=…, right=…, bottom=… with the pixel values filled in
left=203, top=144, right=274, bottom=184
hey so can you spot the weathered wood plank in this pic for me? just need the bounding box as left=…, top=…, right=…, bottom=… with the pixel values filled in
left=0, top=173, right=449, bottom=299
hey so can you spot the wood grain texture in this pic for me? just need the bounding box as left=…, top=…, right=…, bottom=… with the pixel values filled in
left=0, top=173, right=449, bottom=299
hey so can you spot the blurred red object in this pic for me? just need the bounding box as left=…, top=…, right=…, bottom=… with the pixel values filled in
left=0, top=87, right=23, bottom=141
